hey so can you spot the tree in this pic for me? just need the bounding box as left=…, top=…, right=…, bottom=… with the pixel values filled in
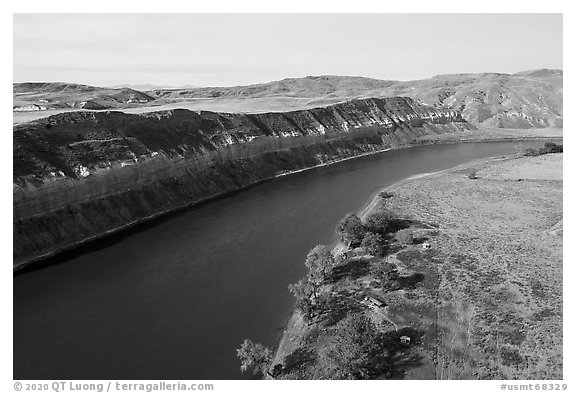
left=336, top=214, right=365, bottom=245
left=541, top=142, right=563, bottom=154
left=288, top=279, right=316, bottom=320
left=305, top=245, right=334, bottom=282
left=370, top=261, right=400, bottom=291
left=361, top=233, right=384, bottom=256
left=237, top=339, right=272, bottom=377
left=363, top=211, right=393, bottom=235
left=317, top=313, right=390, bottom=379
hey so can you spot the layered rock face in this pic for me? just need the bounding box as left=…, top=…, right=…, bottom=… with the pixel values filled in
left=13, top=97, right=472, bottom=267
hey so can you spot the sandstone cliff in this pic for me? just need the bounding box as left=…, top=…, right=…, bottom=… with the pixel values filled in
left=13, top=97, right=472, bottom=268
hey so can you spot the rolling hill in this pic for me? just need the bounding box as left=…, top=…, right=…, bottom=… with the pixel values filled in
left=13, top=69, right=562, bottom=129
left=13, top=82, right=155, bottom=111
left=149, top=70, right=563, bottom=128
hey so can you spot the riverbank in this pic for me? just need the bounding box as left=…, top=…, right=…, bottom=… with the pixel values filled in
left=14, top=127, right=562, bottom=273
left=271, top=147, right=562, bottom=379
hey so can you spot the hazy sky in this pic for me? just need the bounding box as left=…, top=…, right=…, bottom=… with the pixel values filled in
left=13, top=13, right=562, bottom=87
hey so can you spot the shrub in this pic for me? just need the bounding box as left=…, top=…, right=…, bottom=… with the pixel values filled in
left=467, top=168, right=479, bottom=179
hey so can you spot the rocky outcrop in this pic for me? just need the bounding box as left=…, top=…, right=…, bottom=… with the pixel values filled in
left=13, top=97, right=473, bottom=268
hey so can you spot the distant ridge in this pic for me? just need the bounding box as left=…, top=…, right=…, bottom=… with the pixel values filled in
left=513, top=69, right=563, bottom=77
left=146, top=69, right=563, bottom=128
left=13, top=82, right=155, bottom=111
left=109, top=84, right=199, bottom=91
left=13, top=69, right=562, bottom=129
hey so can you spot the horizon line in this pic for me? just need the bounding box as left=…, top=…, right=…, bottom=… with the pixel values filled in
left=12, top=67, right=564, bottom=90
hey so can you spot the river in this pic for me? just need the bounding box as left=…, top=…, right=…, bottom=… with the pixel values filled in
left=13, top=140, right=550, bottom=379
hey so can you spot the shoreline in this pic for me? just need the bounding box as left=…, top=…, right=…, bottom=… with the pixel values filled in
left=269, top=145, right=562, bottom=376
left=356, top=154, right=516, bottom=220
left=13, top=133, right=561, bottom=273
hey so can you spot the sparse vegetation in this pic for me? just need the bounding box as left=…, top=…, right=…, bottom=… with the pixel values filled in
left=396, top=229, right=414, bottom=245
left=467, top=168, right=479, bottom=179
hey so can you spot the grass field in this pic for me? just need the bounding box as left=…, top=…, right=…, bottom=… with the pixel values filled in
left=372, top=152, right=563, bottom=379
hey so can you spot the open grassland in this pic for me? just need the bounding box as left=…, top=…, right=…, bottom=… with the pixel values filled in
left=381, top=153, right=563, bottom=379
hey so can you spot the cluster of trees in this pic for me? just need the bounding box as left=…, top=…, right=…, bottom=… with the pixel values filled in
left=288, top=245, right=335, bottom=321
left=286, top=209, right=399, bottom=324
left=237, top=246, right=337, bottom=377
left=336, top=211, right=402, bottom=291
left=336, top=211, right=393, bottom=256
left=524, top=142, right=563, bottom=157
left=316, top=312, right=392, bottom=379
left=336, top=214, right=365, bottom=245
left=238, top=208, right=399, bottom=378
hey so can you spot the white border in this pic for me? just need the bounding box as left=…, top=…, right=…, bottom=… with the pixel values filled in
left=3, top=2, right=572, bottom=392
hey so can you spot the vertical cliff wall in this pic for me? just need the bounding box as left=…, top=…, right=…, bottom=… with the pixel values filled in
left=13, top=97, right=473, bottom=268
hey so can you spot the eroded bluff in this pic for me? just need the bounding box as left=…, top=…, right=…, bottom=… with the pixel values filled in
left=13, top=97, right=472, bottom=268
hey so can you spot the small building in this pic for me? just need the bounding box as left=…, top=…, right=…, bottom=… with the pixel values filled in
left=400, top=335, right=411, bottom=345
left=422, top=242, right=431, bottom=249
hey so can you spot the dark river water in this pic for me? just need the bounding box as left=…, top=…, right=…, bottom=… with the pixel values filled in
left=13, top=141, right=549, bottom=380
